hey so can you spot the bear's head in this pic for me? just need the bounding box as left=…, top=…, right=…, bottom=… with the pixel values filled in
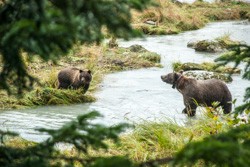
left=161, top=70, right=183, bottom=89
left=79, top=69, right=92, bottom=85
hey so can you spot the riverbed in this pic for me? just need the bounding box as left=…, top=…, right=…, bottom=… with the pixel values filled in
left=0, top=20, right=249, bottom=142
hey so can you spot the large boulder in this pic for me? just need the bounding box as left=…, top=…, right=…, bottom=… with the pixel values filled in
left=183, top=70, right=233, bottom=83
left=187, top=40, right=226, bottom=52
left=187, top=37, right=242, bottom=53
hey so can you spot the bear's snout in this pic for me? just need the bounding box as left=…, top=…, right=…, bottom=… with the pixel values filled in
left=161, top=75, right=167, bottom=82
left=161, top=74, right=174, bottom=84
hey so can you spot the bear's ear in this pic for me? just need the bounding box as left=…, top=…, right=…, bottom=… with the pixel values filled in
left=172, top=72, right=179, bottom=89
left=87, top=70, right=91, bottom=74
left=179, top=70, right=184, bottom=75
left=79, top=69, right=83, bottom=73
left=174, top=72, right=179, bottom=81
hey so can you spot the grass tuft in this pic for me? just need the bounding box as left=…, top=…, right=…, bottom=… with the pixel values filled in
left=19, top=88, right=96, bottom=107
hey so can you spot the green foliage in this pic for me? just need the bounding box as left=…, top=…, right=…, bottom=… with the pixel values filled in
left=0, top=111, right=133, bottom=167
left=90, top=157, right=135, bottom=167
left=215, top=44, right=250, bottom=114
left=172, top=124, right=250, bottom=167
left=0, top=0, right=152, bottom=95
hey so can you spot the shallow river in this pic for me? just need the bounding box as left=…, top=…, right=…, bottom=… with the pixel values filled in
left=0, top=20, right=249, bottom=142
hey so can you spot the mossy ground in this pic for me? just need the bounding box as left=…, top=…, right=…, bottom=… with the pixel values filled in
left=0, top=44, right=161, bottom=110
left=172, top=61, right=241, bottom=74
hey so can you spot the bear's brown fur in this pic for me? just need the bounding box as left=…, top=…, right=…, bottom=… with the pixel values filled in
left=58, top=67, right=92, bottom=91
left=161, top=71, right=232, bottom=116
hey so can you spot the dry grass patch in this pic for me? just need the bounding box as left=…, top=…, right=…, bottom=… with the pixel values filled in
left=132, top=0, right=250, bottom=35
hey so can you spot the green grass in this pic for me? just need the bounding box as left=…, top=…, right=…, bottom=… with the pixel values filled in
left=4, top=109, right=233, bottom=166
left=111, top=113, right=231, bottom=163
left=215, top=34, right=241, bottom=48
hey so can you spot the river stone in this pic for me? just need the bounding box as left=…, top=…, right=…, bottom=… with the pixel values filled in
left=144, top=20, right=157, bottom=26
left=187, top=40, right=226, bottom=52
left=111, top=59, right=125, bottom=67
left=187, top=40, right=197, bottom=48
left=184, top=70, right=233, bottom=83
left=128, top=44, right=148, bottom=53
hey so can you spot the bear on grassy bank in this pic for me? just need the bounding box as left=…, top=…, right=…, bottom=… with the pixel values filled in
left=161, top=71, right=232, bottom=117
left=58, top=67, right=92, bottom=92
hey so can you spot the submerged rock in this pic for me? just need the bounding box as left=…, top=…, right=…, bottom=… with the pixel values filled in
left=187, top=40, right=197, bottom=48
left=184, top=70, right=233, bottom=83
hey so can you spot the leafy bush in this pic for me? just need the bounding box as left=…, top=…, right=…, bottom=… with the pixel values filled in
left=173, top=124, right=250, bottom=166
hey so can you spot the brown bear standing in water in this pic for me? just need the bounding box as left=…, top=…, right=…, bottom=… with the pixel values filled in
left=161, top=71, right=232, bottom=116
left=58, top=67, right=92, bottom=92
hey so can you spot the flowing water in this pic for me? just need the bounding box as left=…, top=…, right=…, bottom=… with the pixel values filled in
left=0, top=20, right=249, bottom=142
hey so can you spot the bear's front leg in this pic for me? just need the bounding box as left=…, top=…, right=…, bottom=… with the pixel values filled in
left=58, top=82, right=70, bottom=89
left=182, top=104, right=197, bottom=117
left=83, top=84, right=90, bottom=92
left=182, top=108, right=188, bottom=114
